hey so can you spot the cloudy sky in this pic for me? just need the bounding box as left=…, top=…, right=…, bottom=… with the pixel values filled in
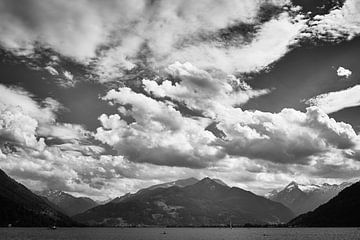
left=0, top=0, right=360, bottom=200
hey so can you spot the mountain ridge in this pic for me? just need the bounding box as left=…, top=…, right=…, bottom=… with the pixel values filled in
left=36, top=189, right=98, bottom=216
left=74, top=177, right=294, bottom=227
left=289, top=181, right=360, bottom=227
left=267, top=181, right=352, bottom=215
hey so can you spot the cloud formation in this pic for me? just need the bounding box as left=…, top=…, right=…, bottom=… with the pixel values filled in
left=306, top=85, right=360, bottom=114
left=0, top=0, right=306, bottom=80
left=0, top=84, right=109, bottom=195
left=95, top=87, right=223, bottom=169
left=337, top=66, right=352, bottom=78
left=96, top=62, right=360, bottom=173
left=308, top=0, right=360, bottom=40
left=1, top=0, right=360, bottom=199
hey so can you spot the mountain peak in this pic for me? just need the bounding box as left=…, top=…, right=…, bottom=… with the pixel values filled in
left=212, top=178, right=229, bottom=187
left=289, top=181, right=360, bottom=227
left=197, top=177, right=229, bottom=188
left=285, top=181, right=299, bottom=190
left=75, top=176, right=294, bottom=226
left=136, top=177, right=199, bottom=194
left=199, top=177, right=217, bottom=184
left=268, top=181, right=352, bottom=216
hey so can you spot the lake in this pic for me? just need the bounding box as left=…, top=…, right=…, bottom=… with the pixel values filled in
left=1, top=228, right=360, bottom=240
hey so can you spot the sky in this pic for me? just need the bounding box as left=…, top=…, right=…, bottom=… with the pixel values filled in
left=0, top=0, right=360, bottom=200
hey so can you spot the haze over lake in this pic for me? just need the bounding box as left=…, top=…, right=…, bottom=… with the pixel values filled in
left=1, top=228, right=360, bottom=240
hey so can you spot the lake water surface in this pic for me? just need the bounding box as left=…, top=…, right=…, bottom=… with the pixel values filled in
left=1, top=228, right=359, bottom=240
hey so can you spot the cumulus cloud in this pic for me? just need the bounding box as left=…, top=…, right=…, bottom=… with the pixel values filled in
left=306, top=85, right=360, bottom=114
left=95, top=87, right=223, bottom=168
left=217, top=107, right=358, bottom=164
left=0, top=84, right=57, bottom=123
left=0, top=84, right=98, bottom=161
left=337, top=66, right=352, bottom=78
left=97, top=63, right=360, bottom=173
left=144, top=62, right=270, bottom=118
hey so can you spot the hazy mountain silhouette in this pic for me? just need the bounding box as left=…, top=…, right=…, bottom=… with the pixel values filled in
left=0, top=169, right=78, bottom=227
left=36, top=190, right=98, bottom=216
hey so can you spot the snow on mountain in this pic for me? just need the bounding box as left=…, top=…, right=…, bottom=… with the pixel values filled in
left=267, top=181, right=352, bottom=216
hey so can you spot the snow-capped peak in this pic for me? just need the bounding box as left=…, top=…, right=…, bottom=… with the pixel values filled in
left=285, top=181, right=299, bottom=191
left=298, top=184, right=320, bottom=193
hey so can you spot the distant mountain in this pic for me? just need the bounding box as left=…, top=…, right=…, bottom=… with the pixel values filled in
left=36, top=190, right=98, bottom=216
left=289, top=181, right=360, bottom=227
left=139, top=177, right=200, bottom=192
left=74, top=177, right=294, bottom=227
left=0, top=169, right=78, bottom=227
left=96, top=198, right=113, bottom=205
left=267, top=181, right=351, bottom=216
left=111, top=177, right=199, bottom=204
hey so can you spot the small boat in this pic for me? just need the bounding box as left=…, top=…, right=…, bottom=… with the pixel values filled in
left=49, top=225, right=57, bottom=230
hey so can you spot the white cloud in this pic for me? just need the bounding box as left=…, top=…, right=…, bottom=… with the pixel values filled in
left=0, top=84, right=100, bottom=167
left=58, top=71, right=76, bottom=88
left=1, top=0, right=359, bottom=82
left=95, top=87, right=222, bottom=168
left=63, top=71, right=73, bottom=81
left=0, top=104, right=46, bottom=151
left=306, top=85, right=360, bottom=114
left=144, top=62, right=270, bottom=118
left=0, top=0, right=299, bottom=80
left=337, top=66, right=352, bottom=78
left=37, top=123, right=90, bottom=142
left=97, top=63, right=360, bottom=173
left=217, top=107, right=358, bottom=164
left=0, top=84, right=57, bottom=124
left=45, top=66, right=59, bottom=76
left=163, top=12, right=306, bottom=73
left=0, top=0, right=148, bottom=60
left=308, top=0, right=360, bottom=40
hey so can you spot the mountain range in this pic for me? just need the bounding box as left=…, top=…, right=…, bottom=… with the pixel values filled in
left=74, top=177, right=294, bottom=227
left=36, top=190, right=98, bottom=216
left=289, top=181, right=360, bottom=227
left=0, top=169, right=78, bottom=227
left=267, top=181, right=351, bottom=216
left=1, top=166, right=359, bottom=227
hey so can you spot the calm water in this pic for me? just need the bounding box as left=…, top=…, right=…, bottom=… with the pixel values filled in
left=1, top=228, right=360, bottom=240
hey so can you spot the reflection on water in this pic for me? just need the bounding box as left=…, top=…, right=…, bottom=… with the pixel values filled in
left=1, top=228, right=360, bottom=240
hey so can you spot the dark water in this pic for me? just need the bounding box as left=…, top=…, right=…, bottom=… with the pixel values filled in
left=1, top=228, right=360, bottom=240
